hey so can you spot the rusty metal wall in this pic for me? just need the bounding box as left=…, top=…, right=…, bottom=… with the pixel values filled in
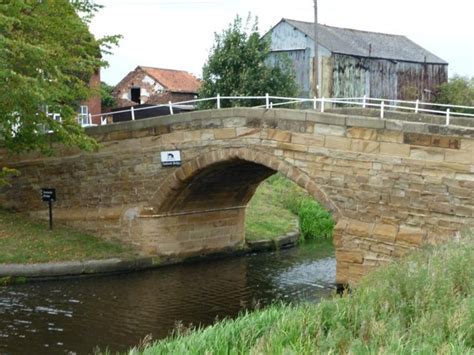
left=331, top=54, right=448, bottom=101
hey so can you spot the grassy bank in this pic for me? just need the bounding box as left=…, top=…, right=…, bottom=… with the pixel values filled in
left=245, top=173, right=334, bottom=242
left=0, top=209, right=137, bottom=264
left=130, top=233, right=473, bottom=354
left=0, top=173, right=332, bottom=263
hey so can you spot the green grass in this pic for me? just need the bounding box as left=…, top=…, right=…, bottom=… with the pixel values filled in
left=245, top=174, right=334, bottom=242
left=0, top=209, right=137, bottom=264
left=245, top=174, right=298, bottom=241
left=128, top=231, right=474, bottom=355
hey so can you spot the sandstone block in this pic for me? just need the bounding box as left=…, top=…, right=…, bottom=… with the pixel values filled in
left=431, top=136, right=460, bottom=149
left=291, top=133, right=325, bottom=147
left=346, top=116, right=385, bottom=129
left=214, top=128, right=236, bottom=140
left=161, top=132, right=185, bottom=144
left=276, top=142, right=307, bottom=152
left=410, top=147, right=445, bottom=161
left=460, top=139, right=474, bottom=151
left=314, top=124, right=346, bottom=137
left=377, top=130, right=403, bottom=143
left=325, top=136, right=351, bottom=150
left=445, top=149, right=473, bottom=164
left=347, top=127, right=377, bottom=140
left=379, top=142, right=410, bottom=156
left=396, top=226, right=425, bottom=246
left=336, top=250, right=364, bottom=264
left=403, top=132, right=431, bottom=146
left=267, top=129, right=291, bottom=142
left=373, top=223, right=398, bottom=243
left=351, top=139, right=380, bottom=153
left=306, top=112, right=346, bottom=126
left=346, top=220, right=374, bottom=237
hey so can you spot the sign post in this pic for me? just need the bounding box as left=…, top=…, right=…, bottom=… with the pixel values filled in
left=41, top=188, right=56, bottom=230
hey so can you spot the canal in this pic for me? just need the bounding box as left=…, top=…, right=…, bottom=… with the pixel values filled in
left=0, top=241, right=335, bottom=354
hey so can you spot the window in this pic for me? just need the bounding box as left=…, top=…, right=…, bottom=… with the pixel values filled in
left=131, top=87, right=141, bottom=103
left=78, top=105, right=89, bottom=126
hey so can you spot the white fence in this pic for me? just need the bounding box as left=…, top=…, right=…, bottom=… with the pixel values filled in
left=79, top=95, right=474, bottom=127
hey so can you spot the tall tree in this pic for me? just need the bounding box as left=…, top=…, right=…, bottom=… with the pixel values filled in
left=0, top=0, right=119, bottom=158
left=199, top=15, right=298, bottom=109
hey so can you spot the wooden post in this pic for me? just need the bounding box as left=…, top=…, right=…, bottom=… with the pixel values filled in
left=313, top=0, right=319, bottom=98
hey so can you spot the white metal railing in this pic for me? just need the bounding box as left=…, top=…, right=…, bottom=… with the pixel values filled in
left=74, top=94, right=473, bottom=128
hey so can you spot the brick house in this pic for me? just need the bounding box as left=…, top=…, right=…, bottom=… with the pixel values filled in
left=113, top=66, right=201, bottom=107
left=79, top=69, right=102, bottom=125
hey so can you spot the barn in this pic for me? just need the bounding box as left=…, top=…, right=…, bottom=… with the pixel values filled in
left=265, top=19, right=448, bottom=101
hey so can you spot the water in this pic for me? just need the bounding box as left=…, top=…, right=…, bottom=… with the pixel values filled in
left=0, top=241, right=335, bottom=354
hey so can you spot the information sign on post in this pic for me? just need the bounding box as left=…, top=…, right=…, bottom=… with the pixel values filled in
left=160, top=150, right=181, bottom=166
left=41, top=188, right=56, bottom=230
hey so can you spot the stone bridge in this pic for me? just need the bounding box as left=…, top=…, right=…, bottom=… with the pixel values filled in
left=1, top=108, right=473, bottom=284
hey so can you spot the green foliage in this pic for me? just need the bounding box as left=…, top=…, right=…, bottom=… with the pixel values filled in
left=0, top=0, right=120, bottom=157
left=245, top=173, right=334, bottom=242
left=245, top=173, right=298, bottom=241
left=132, top=232, right=474, bottom=354
left=297, top=198, right=334, bottom=241
left=435, top=75, right=474, bottom=113
left=199, top=15, right=298, bottom=109
left=100, top=81, right=116, bottom=109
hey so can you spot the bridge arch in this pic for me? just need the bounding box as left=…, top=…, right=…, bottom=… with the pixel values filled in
left=132, top=147, right=343, bottom=263
left=151, top=147, right=341, bottom=218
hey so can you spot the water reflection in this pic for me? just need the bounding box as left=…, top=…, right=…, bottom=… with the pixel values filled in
left=0, top=241, right=335, bottom=354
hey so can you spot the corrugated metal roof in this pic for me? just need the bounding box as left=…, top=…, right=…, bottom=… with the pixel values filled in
left=140, top=66, right=201, bottom=93
left=283, top=19, right=447, bottom=64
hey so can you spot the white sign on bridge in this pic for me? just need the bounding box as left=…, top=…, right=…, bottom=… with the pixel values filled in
left=160, top=150, right=181, bottom=166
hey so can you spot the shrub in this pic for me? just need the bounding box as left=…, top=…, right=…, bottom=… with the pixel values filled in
left=297, top=198, right=334, bottom=241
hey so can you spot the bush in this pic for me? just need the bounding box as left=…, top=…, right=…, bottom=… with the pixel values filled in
left=435, top=75, right=474, bottom=113
left=245, top=173, right=335, bottom=242
left=274, top=175, right=334, bottom=241
left=297, top=198, right=334, bottom=241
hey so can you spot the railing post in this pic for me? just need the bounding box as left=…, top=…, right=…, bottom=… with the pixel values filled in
left=131, top=106, right=135, bottom=121
left=88, top=113, right=92, bottom=125
left=380, top=101, right=385, bottom=119
left=320, top=97, right=325, bottom=113
left=362, top=95, right=367, bottom=108
left=265, top=93, right=269, bottom=109
left=217, top=94, right=221, bottom=109
left=446, top=108, right=450, bottom=125
left=415, top=99, right=419, bottom=114
left=270, top=102, right=273, bottom=109
left=169, top=101, right=174, bottom=115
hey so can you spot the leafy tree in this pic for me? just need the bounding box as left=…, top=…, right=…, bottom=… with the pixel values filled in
left=100, top=81, right=116, bottom=110
left=199, top=15, right=298, bottom=109
left=0, top=0, right=120, bottom=158
left=435, top=75, right=474, bottom=113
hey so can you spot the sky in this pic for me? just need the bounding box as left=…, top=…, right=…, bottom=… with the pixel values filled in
left=90, top=0, right=474, bottom=85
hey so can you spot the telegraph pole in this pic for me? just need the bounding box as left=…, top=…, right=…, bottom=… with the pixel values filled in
left=313, top=0, right=319, bottom=98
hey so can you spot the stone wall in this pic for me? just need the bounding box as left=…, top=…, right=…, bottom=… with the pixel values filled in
left=1, top=108, right=472, bottom=284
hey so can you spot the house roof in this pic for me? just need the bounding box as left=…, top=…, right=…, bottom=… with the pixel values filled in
left=278, top=19, right=447, bottom=64
left=140, top=66, right=201, bottom=93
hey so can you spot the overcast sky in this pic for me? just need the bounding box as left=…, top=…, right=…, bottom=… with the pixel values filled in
left=90, top=0, right=474, bottom=85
